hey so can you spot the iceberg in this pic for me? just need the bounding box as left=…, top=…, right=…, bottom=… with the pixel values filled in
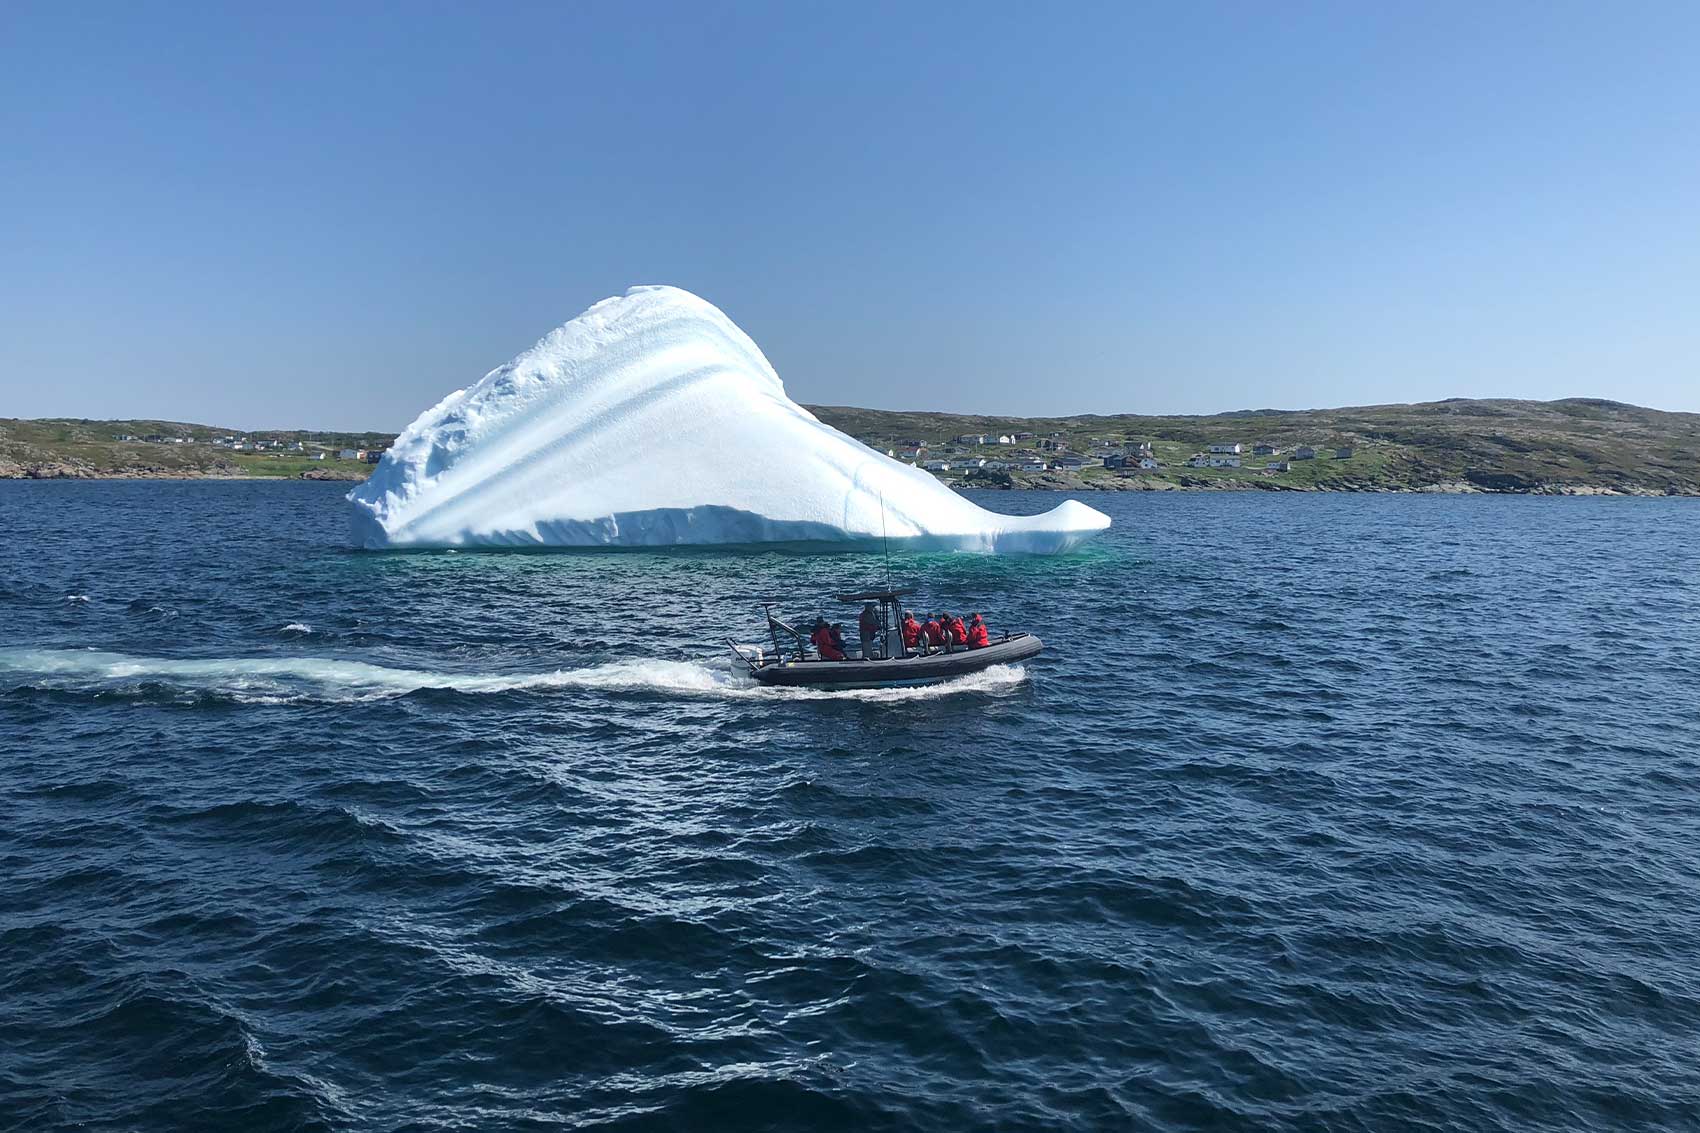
left=348, top=286, right=1110, bottom=552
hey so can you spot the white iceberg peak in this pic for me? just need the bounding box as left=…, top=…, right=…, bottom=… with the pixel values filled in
left=348, top=286, right=1111, bottom=552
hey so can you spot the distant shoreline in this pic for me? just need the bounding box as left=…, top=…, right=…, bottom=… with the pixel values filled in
left=0, top=469, right=367, bottom=483
left=2, top=471, right=1692, bottom=498
left=5, top=396, right=1698, bottom=495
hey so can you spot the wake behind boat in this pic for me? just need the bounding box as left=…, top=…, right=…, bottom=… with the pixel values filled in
left=730, top=588, right=1042, bottom=690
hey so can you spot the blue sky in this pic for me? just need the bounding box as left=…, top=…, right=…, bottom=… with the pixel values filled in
left=3, top=1, right=1697, bottom=429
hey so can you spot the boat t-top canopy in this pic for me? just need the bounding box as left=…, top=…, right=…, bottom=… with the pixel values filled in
left=835, top=587, right=917, bottom=603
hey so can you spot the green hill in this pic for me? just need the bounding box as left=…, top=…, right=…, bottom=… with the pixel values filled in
left=4, top=399, right=1697, bottom=494
left=0, top=419, right=392, bottom=480
left=810, top=398, right=1700, bottom=495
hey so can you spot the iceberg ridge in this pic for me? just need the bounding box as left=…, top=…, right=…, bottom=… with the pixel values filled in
left=348, top=286, right=1111, bottom=552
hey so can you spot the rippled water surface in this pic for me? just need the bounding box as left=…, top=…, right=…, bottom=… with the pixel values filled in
left=3, top=481, right=1698, bottom=1132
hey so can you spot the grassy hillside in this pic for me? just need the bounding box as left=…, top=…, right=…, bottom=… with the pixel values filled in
left=0, top=419, right=393, bottom=480
left=809, top=398, right=1700, bottom=495
left=4, top=399, right=1698, bottom=493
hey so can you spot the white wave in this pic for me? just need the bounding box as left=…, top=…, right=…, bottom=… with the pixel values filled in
left=0, top=648, right=1028, bottom=705
left=281, top=623, right=314, bottom=633
left=348, top=285, right=1109, bottom=553
left=63, top=594, right=90, bottom=604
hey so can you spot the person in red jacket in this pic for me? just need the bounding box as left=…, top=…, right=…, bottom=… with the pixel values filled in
left=922, top=614, right=945, bottom=653
left=900, top=610, right=922, bottom=651
left=810, top=617, right=845, bottom=661
left=943, top=613, right=967, bottom=648
left=966, top=612, right=991, bottom=649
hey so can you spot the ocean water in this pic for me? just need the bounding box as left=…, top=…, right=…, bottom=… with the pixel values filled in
left=2, top=481, right=1697, bottom=1132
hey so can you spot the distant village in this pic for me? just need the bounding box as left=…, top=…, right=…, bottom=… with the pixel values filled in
left=104, top=426, right=1361, bottom=485
left=858, top=429, right=1359, bottom=482
left=111, top=432, right=390, bottom=464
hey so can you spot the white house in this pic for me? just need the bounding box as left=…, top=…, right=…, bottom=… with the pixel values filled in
left=921, top=459, right=952, bottom=471
left=1020, top=459, right=1048, bottom=472
left=309, top=451, right=327, bottom=461
left=954, top=433, right=987, bottom=445
left=1209, top=443, right=1243, bottom=455
left=1138, top=456, right=1159, bottom=470
left=1190, top=454, right=1240, bottom=468
left=996, top=434, right=1015, bottom=445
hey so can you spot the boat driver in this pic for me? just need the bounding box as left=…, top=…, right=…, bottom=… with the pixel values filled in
left=858, top=602, right=882, bottom=660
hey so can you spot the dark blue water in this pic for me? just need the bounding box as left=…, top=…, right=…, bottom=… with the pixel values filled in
left=3, top=481, right=1698, bottom=1132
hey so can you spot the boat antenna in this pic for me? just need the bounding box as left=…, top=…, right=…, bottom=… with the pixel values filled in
left=880, top=491, right=892, bottom=591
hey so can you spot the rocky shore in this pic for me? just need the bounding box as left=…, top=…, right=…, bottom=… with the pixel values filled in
left=0, top=459, right=367, bottom=481
left=6, top=458, right=1686, bottom=495
left=992, top=471, right=1693, bottom=496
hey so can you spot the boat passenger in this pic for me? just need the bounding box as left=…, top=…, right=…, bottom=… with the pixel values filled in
left=858, top=602, right=881, bottom=659
left=943, top=613, right=967, bottom=649
left=922, top=615, right=945, bottom=653
left=901, top=610, right=923, bottom=651
left=966, top=612, right=990, bottom=649
left=811, top=617, right=846, bottom=661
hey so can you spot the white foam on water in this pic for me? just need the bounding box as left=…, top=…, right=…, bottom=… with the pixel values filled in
left=0, top=648, right=1028, bottom=705
left=281, top=623, right=314, bottom=634
left=63, top=594, right=90, bottom=604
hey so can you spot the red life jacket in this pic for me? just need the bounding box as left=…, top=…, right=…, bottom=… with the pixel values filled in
left=967, top=620, right=990, bottom=648
left=901, top=618, right=921, bottom=647
left=923, top=620, right=944, bottom=645
left=812, top=626, right=845, bottom=661
left=946, top=618, right=967, bottom=645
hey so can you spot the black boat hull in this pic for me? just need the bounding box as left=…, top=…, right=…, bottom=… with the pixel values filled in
left=749, top=633, right=1042, bottom=689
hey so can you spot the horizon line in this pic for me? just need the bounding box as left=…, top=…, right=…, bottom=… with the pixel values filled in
left=8, top=393, right=1695, bottom=436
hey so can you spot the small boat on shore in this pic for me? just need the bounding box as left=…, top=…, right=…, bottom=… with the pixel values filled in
left=730, top=588, right=1042, bottom=690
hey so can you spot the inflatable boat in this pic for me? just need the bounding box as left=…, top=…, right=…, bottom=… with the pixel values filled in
left=731, top=588, right=1042, bottom=690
